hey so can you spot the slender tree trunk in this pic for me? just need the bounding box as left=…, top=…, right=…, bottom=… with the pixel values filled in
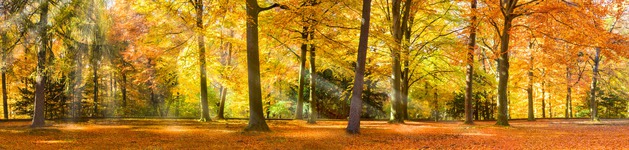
left=549, top=94, right=553, bottom=118
left=2, top=32, right=8, bottom=120
left=73, top=45, right=84, bottom=119
left=195, top=0, right=211, bottom=122
left=121, top=72, right=127, bottom=108
left=92, top=54, right=99, bottom=117
left=566, top=86, right=571, bottom=118
left=217, top=86, right=227, bottom=119
left=347, top=0, right=371, bottom=134
left=307, top=33, right=318, bottom=124
left=2, top=70, right=6, bottom=119
left=527, top=48, right=534, bottom=121
left=541, top=80, right=546, bottom=118
left=244, top=0, right=276, bottom=131
left=295, top=27, right=308, bottom=120
left=590, top=48, right=601, bottom=122
left=464, top=0, right=477, bottom=125
left=217, top=41, right=232, bottom=120
left=496, top=16, right=512, bottom=126
left=32, top=0, right=49, bottom=127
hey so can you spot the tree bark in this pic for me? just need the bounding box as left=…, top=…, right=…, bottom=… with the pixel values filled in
left=195, top=0, right=211, bottom=122
left=121, top=71, right=127, bottom=108
left=218, top=41, right=232, bottom=120
left=400, top=0, right=412, bottom=120
left=589, top=48, right=601, bottom=122
left=244, top=0, right=277, bottom=131
left=347, top=0, right=371, bottom=134
left=92, top=50, right=99, bottom=117
left=295, top=26, right=308, bottom=120
left=217, top=86, right=227, bottom=119
left=527, top=46, right=534, bottom=121
left=464, top=0, right=477, bottom=125
left=496, top=16, right=512, bottom=126
left=388, top=0, right=404, bottom=124
left=307, top=33, right=318, bottom=124
left=32, top=0, right=48, bottom=127
left=1, top=32, right=8, bottom=120
left=72, top=45, right=84, bottom=119
left=541, top=80, right=546, bottom=118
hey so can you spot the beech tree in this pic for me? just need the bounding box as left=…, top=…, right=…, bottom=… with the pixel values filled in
left=347, top=0, right=372, bottom=134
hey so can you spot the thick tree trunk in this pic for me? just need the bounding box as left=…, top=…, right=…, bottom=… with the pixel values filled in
left=295, top=27, right=308, bottom=120
left=32, top=0, right=49, bottom=127
left=307, top=33, right=318, bottom=124
left=464, top=0, right=477, bottom=125
left=244, top=0, right=271, bottom=131
left=399, top=0, right=411, bottom=121
left=590, top=48, right=601, bottom=122
left=388, top=0, right=404, bottom=124
left=196, top=0, right=211, bottom=122
left=496, top=16, right=512, bottom=126
left=347, top=0, right=371, bottom=134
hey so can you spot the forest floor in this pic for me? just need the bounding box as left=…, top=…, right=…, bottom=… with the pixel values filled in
left=1, top=118, right=628, bottom=149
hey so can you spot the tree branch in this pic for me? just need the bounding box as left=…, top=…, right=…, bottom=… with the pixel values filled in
left=260, top=3, right=288, bottom=12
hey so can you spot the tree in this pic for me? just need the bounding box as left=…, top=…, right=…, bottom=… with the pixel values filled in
left=464, top=0, right=477, bottom=125
left=347, top=0, right=372, bottom=134
left=32, top=0, right=49, bottom=127
left=526, top=42, right=534, bottom=121
left=244, top=0, right=286, bottom=132
left=194, top=0, right=211, bottom=122
left=490, top=0, right=540, bottom=126
left=387, top=0, right=411, bottom=124
left=307, top=32, right=318, bottom=124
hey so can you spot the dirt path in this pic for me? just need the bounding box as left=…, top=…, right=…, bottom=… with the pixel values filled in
left=1, top=119, right=628, bottom=149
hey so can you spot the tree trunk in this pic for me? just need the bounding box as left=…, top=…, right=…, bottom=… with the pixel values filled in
left=589, top=48, right=601, bottom=122
left=244, top=0, right=272, bottom=131
left=121, top=71, right=127, bottom=108
left=2, top=32, right=8, bottom=120
left=295, top=26, right=308, bottom=120
left=541, top=80, right=546, bottom=118
left=218, top=86, right=227, bottom=119
left=217, top=41, right=232, bottom=120
left=464, top=0, right=477, bottom=125
left=92, top=53, right=99, bottom=117
left=388, top=0, right=404, bottom=124
left=566, top=85, right=571, bottom=118
left=32, top=0, right=49, bottom=127
left=399, top=0, right=411, bottom=121
left=527, top=49, right=534, bottom=121
left=73, top=45, right=84, bottom=119
left=496, top=16, right=512, bottom=126
left=195, top=0, right=211, bottom=122
left=2, top=70, right=6, bottom=119
left=307, top=33, right=318, bottom=124
left=347, top=0, right=371, bottom=134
